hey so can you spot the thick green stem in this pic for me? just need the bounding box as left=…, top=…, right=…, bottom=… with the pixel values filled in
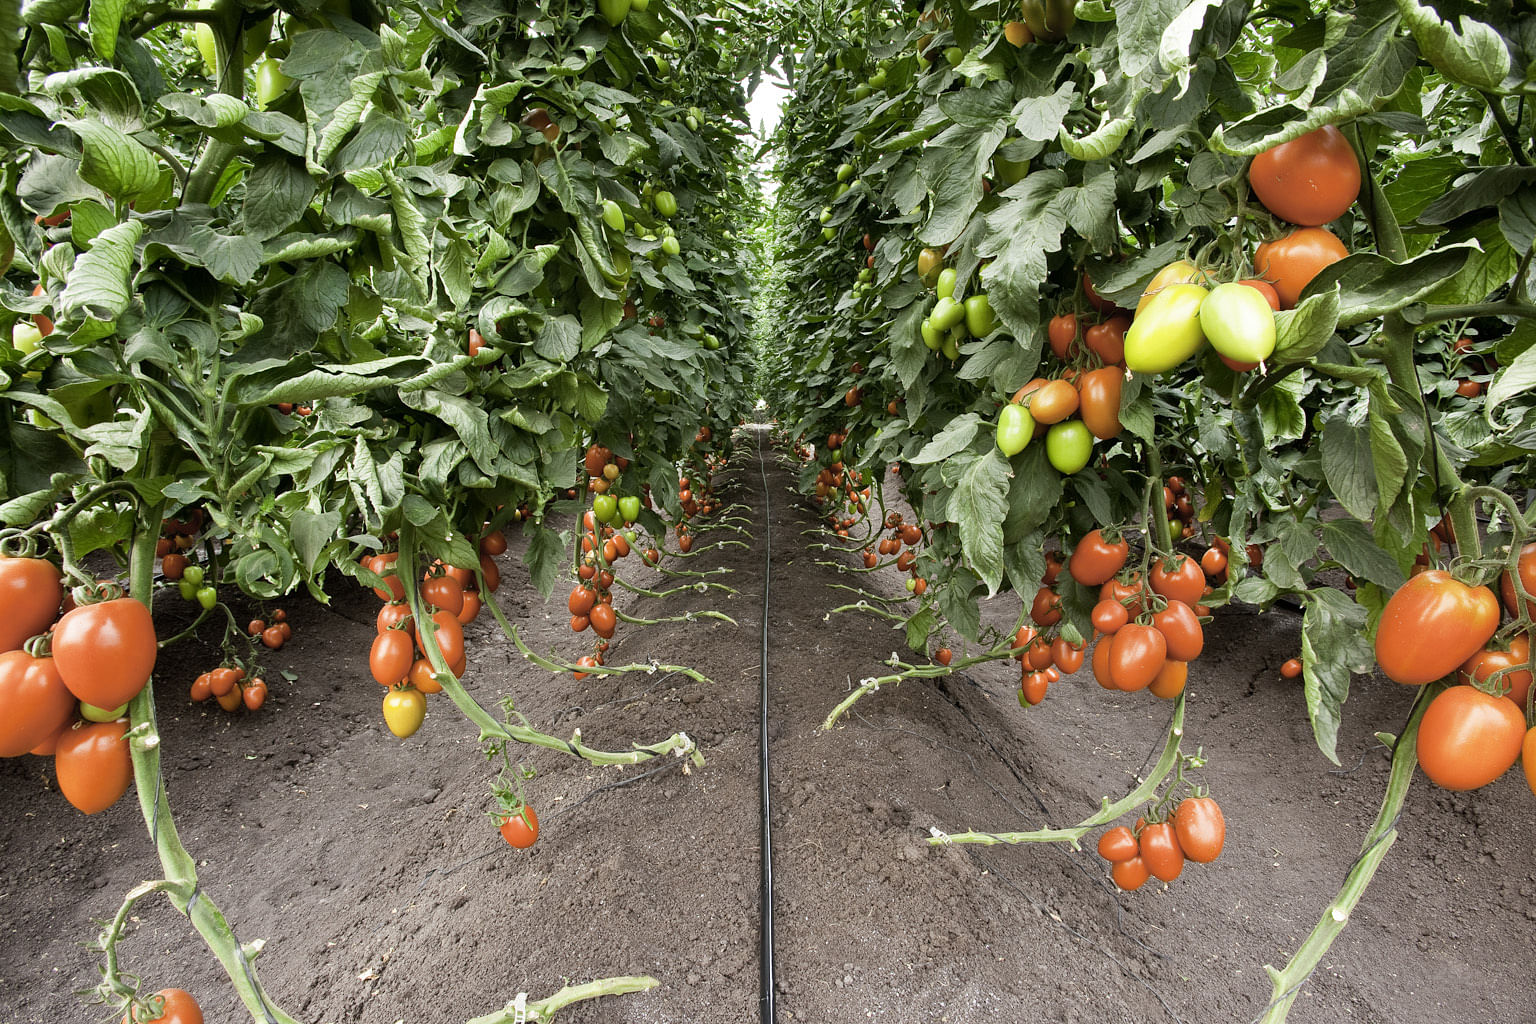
left=931, top=695, right=1186, bottom=847
left=181, top=0, right=244, bottom=207
left=1257, top=688, right=1429, bottom=1024
left=466, top=977, right=661, bottom=1024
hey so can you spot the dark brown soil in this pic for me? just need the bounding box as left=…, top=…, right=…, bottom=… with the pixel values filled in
left=2, top=430, right=1533, bottom=1024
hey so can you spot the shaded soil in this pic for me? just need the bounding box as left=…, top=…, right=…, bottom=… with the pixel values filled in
left=2, top=429, right=1533, bottom=1024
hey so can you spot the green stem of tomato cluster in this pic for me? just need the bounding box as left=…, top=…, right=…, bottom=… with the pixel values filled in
left=1256, top=687, right=1429, bottom=1024
left=928, top=695, right=1186, bottom=847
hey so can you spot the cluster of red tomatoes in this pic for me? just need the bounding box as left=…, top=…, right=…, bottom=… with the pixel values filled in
left=363, top=531, right=503, bottom=739
left=245, top=608, right=293, bottom=651
left=1097, top=795, right=1225, bottom=891
left=567, top=444, right=655, bottom=678
left=1375, top=543, right=1536, bottom=795
left=0, top=552, right=157, bottom=814
left=868, top=511, right=931, bottom=596
left=188, top=663, right=268, bottom=713
left=1072, top=529, right=1212, bottom=699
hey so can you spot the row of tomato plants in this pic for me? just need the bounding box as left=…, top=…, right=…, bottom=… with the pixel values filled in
left=760, top=0, right=1536, bottom=1020
left=0, top=0, right=765, bottom=1020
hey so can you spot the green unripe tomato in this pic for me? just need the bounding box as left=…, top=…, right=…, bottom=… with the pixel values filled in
left=255, top=58, right=291, bottom=109
left=829, top=448, right=842, bottom=463
left=598, top=0, right=632, bottom=26
left=1045, top=421, right=1093, bottom=474
left=834, top=182, right=851, bottom=198
left=853, top=84, right=872, bottom=101
left=818, top=207, right=833, bottom=225
left=994, top=153, right=1031, bottom=185
left=11, top=322, right=42, bottom=355
left=80, top=700, right=129, bottom=722
left=177, top=580, right=198, bottom=601
left=836, top=163, right=854, bottom=182
left=920, top=319, right=942, bottom=350
left=935, top=268, right=958, bottom=299
left=618, top=495, right=641, bottom=523
left=995, top=403, right=1034, bottom=456
left=906, top=577, right=918, bottom=593
left=822, top=227, right=836, bottom=242
left=659, top=30, right=678, bottom=47
left=930, top=295, right=965, bottom=331
left=631, top=0, right=649, bottom=10
left=944, top=46, right=964, bottom=66
left=869, top=68, right=887, bottom=88
left=685, top=114, right=699, bottom=131
left=661, top=236, right=681, bottom=257
left=602, top=200, right=626, bottom=232
left=941, top=335, right=960, bottom=360
left=1124, top=283, right=1209, bottom=374
left=1200, top=282, right=1277, bottom=364
left=181, top=564, right=206, bottom=587
left=654, top=190, right=678, bottom=218
left=193, top=23, right=217, bottom=74
left=195, top=585, right=218, bottom=610
left=593, top=494, right=619, bottom=524
left=964, top=294, right=995, bottom=337
left=858, top=268, right=872, bottom=283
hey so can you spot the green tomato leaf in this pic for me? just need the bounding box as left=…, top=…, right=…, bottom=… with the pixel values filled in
left=1300, top=587, right=1374, bottom=765
left=60, top=218, right=142, bottom=323
left=947, top=448, right=1010, bottom=595
left=65, top=118, right=159, bottom=200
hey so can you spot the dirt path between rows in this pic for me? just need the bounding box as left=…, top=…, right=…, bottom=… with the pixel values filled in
left=2, top=430, right=1532, bottom=1024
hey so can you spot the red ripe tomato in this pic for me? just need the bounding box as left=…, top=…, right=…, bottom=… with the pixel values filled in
left=1247, top=125, right=1361, bottom=227
left=1148, top=659, right=1188, bottom=699
left=1030, top=586, right=1062, bottom=626
left=1374, top=570, right=1499, bottom=685
left=261, top=625, right=285, bottom=649
left=480, top=530, right=508, bottom=556
left=421, top=574, right=465, bottom=616
left=377, top=602, right=411, bottom=633
left=1091, top=638, right=1116, bottom=690
left=1460, top=634, right=1533, bottom=709
left=0, top=555, right=63, bottom=654
left=1075, top=367, right=1122, bottom=440
left=568, top=586, right=596, bottom=616
left=1416, top=685, right=1525, bottom=791
left=457, top=590, right=482, bottom=625
left=1111, top=854, right=1150, bottom=891
left=1069, top=529, right=1128, bottom=586
left=367, top=552, right=405, bottom=602
left=1091, top=599, right=1129, bottom=635
left=370, top=629, right=414, bottom=686
left=935, top=647, right=953, bottom=666
left=1050, top=637, right=1084, bottom=674
left=589, top=603, right=617, bottom=639
left=0, top=650, right=75, bottom=756
left=500, top=806, right=539, bottom=848
left=1280, top=657, right=1303, bottom=679
left=1019, top=669, right=1050, bottom=706
left=480, top=553, right=501, bottom=592
left=1150, top=599, right=1204, bottom=662
left=1254, top=227, right=1349, bottom=309
left=1047, top=314, right=1078, bottom=360
left=55, top=719, right=133, bottom=814
left=1100, top=575, right=1147, bottom=618
left=1148, top=555, right=1204, bottom=606
left=1173, top=797, right=1225, bottom=863
left=415, top=609, right=466, bottom=667
left=1084, top=315, right=1129, bottom=365
left=52, top=598, right=157, bottom=709
left=1499, top=542, right=1536, bottom=620
left=1200, top=547, right=1228, bottom=577
left=1238, top=279, right=1282, bottom=311
left=123, top=988, right=204, bottom=1024
left=1026, top=636, right=1054, bottom=670
left=1109, top=624, right=1166, bottom=692
left=1096, top=825, right=1138, bottom=862
left=242, top=678, right=268, bottom=711
left=1138, top=822, right=1184, bottom=882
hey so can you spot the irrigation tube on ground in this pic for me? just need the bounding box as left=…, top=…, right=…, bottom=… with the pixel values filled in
left=755, top=427, right=776, bottom=1023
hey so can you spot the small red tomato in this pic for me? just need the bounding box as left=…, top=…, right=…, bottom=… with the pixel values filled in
left=499, top=807, right=539, bottom=849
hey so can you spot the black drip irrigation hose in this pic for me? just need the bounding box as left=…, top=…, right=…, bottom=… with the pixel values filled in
left=755, top=427, right=777, bottom=1024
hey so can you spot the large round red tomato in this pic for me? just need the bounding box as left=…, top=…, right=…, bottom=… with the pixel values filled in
left=0, top=650, right=75, bottom=757
left=1254, top=227, right=1348, bottom=309
left=499, top=806, right=539, bottom=849
left=55, top=719, right=133, bottom=814
left=1247, top=125, right=1361, bottom=226
left=0, top=555, right=63, bottom=654
left=123, top=988, right=203, bottom=1024
left=1374, top=571, right=1499, bottom=685
left=1416, top=685, right=1525, bottom=790
left=52, top=598, right=158, bottom=708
